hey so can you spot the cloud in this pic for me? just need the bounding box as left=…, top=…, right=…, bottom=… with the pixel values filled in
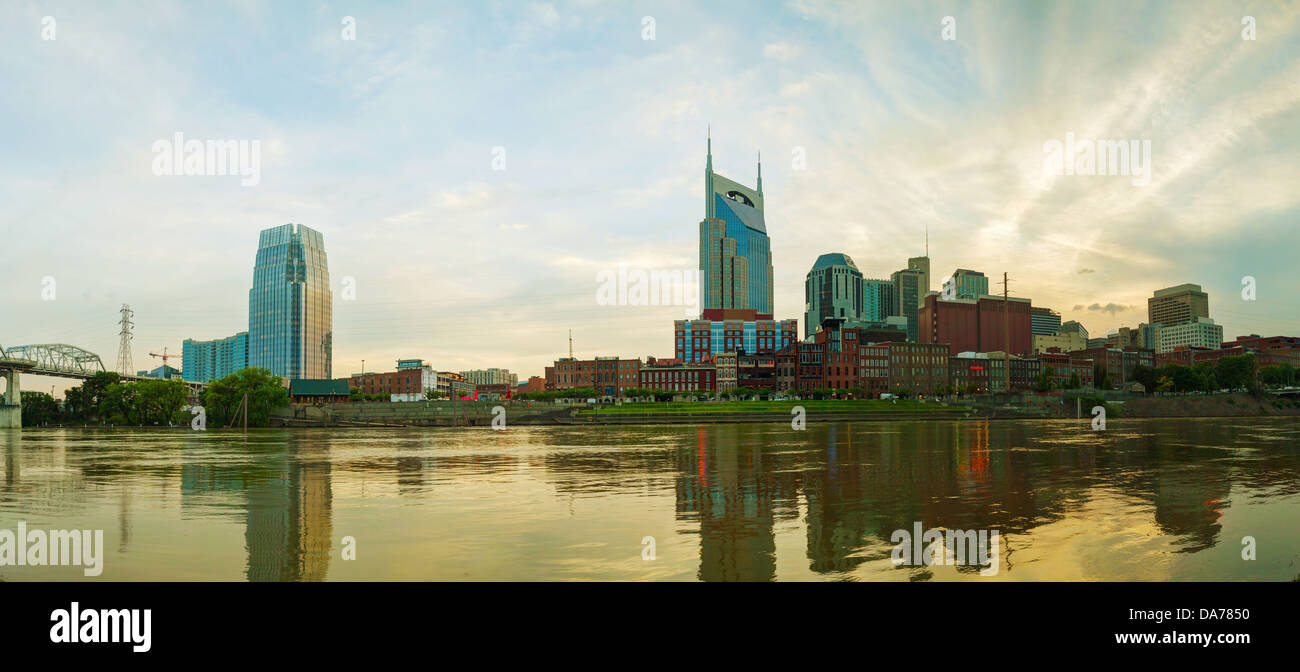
left=1086, top=303, right=1133, bottom=315
left=1077, top=268, right=1095, bottom=274
left=763, top=41, right=800, bottom=61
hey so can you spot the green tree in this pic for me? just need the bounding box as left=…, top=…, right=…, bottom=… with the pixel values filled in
left=99, top=382, right=137, bottom=424
left=1129, top=365, right=1157, bottom=392
left=136, top=379, right=189, bottom=424
left=1035, top=366, right=1056, bottom=392
left=200, top=367, right=289, bottom=427
left=21, top=391, right=60, bottom=426
left=1067, top=372, right=1081, bottom=389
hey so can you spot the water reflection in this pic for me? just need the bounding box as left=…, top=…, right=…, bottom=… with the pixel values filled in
left=0, top=417, right=1297, bottom=581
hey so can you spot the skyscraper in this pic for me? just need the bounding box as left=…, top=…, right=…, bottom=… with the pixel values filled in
left=248, top=223, right=333, bottom=380
left=699, top=130, right=774, bottom=316
left=862, top=278, right=895, bottom=322
left=1148, top=283, right=1209, bottom=327
left=907, top=255, right=930, bottom=307
left=804, top=253, right=864, bottom=337
left=891, top=268, right=924, bottom=342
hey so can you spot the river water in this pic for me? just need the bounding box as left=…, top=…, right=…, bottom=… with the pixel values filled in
left=1, top=418, right=1297, bottom=581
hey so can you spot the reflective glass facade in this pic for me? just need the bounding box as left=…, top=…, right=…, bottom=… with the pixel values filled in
left=248, top=224, right=332, bottom=380
left=863, top=279, right=894, bottom=322
left=698, top=133, right=774, bottom=316
left=182, top=332, right=249, bottom=382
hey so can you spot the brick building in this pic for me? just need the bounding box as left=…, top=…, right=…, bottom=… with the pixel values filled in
left=639, top=357, right=717, bottom=393
left=547, top=356, right=641, bottom=397
left=920, top=294, right=1033, bottom=356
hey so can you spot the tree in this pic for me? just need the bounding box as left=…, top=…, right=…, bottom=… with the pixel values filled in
left=424, top=389, right=446, bottom=400
left=21, top=391, right=59, bottom=426
left=1067, top=372, right=1081, bottom=389
left=132, top=379, right=188, bottom=425
left=99, top=382, right=137, bottom=424
left=201, top=367, right=289, bottom=427
left=1130, top=365, right=1157, bottom=393
left=1093, top=364, right=1111, bottom=390
left=1215, top=354, right=1257, bottom=391
left=1035, top=366, right=1056, bottom=392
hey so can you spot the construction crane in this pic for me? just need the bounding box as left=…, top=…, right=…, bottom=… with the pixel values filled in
left=148, top=346, right=182, bottom=374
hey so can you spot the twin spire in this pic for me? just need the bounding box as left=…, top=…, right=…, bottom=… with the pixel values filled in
left=706, top=126, right=762, bottom=195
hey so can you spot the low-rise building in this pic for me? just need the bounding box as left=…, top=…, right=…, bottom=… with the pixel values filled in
left=1033, top=332, right=1085, bottom=354
left=547, top=357, right=641, bottom=396
left=638, top=357, right=716, bottom=394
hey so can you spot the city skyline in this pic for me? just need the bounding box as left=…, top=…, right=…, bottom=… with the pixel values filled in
left=4, top=1, right=1299, bottom=396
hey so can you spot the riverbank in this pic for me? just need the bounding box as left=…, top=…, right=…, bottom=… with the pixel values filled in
left=256, top=393, right=1299, bottom=427
left=19, top=394, right=1294, bottom=429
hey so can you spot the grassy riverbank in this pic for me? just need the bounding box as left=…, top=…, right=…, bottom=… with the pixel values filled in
left=574, top=400, right=964, bottom=415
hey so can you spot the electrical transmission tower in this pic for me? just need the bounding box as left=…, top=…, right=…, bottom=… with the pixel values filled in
left=116, top=304, right=134, bottom=375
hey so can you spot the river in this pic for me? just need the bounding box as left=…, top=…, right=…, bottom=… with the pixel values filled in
left=1, top=417, right=1297, bottom=581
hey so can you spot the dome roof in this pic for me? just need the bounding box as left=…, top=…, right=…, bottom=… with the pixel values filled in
left=810, top=252, right=858, bottom=272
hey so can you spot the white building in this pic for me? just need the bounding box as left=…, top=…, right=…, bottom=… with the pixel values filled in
left=1156, top=317, right=1223, bottom=353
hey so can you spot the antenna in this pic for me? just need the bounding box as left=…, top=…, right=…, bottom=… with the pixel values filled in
left=116, top=304, right=134, bottom=375
left=568, top=329, right=573, bottom=360
left=925, top=224, right=929, bottom=257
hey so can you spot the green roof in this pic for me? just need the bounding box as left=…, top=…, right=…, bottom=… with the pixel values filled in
left=290, top=379, right=350, bottom=396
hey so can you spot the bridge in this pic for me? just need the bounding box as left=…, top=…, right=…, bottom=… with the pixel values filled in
left=1, top=342, right=206, bottom=428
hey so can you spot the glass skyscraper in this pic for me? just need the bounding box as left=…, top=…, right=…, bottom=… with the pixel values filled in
left=804, top=253, right=863, bottom=338
left=699, top=131, right=774, bottom=316
left=863, top=279, right=894, bottom=322
left=248, top=223, right=332, bottom=380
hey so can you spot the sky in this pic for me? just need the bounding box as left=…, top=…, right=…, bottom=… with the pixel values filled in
left=2, top=0, right=1298, bottom=396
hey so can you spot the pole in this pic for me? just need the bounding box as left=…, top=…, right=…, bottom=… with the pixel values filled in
left=1002, top=272, right=1010, bottom=394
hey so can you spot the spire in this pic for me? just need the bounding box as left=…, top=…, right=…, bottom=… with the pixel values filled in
left=705, top=126, right=714, bottom=220
left=756, top=150, right=763, bottom=194
left=706, top=125, right=712, bottom=172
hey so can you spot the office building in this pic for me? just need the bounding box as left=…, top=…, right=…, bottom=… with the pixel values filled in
left=1156, top=317, right=1223, bottom=354
left=907, top=255, right=930, bottom=306
left=1033, top=332, right=1086, bottom=354
left=460, top=368, right=518, bottom=387
left=946, top=269, right=988, bottom=300
left=182, top=331, right=249, bottom=382
left=891, top=268, right=924, bottom=341
left=1030, top=306, right=1062, bottom=336
left=1148, top=283, right=1209, bottom=327
left=862, top=279, right=894, bottom=322
left=248, top=223, right=333, bottom=380
left=674, top=309, right=799, bottom=362
left=699, top=131, right=773, bottom=315
left=1060, top=320, right=1089, bottom=341
left=805, top=253, right=864, bottom=337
